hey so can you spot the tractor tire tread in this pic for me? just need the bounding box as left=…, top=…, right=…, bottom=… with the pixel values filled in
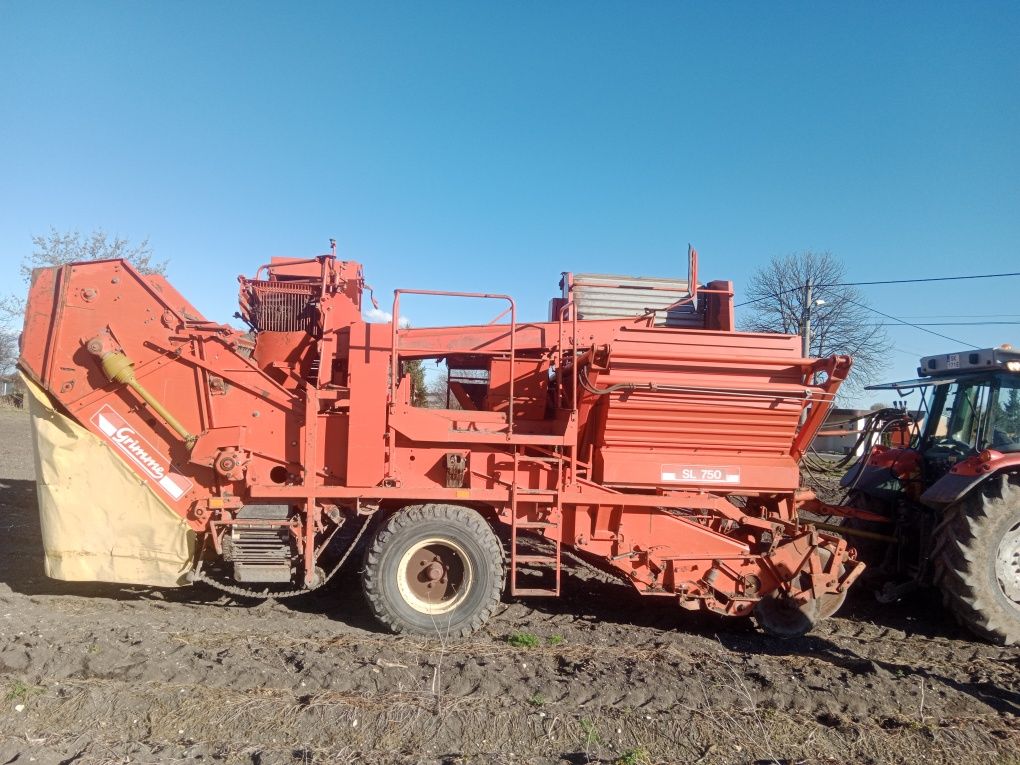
left=932, top=476, right=1020, bottom=646
left=362, top=504, right=505, bottom=638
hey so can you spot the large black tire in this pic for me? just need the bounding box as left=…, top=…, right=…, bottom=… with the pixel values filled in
left=932, top=476, right=1020, bottom=646
left=361, top=504, right=506, bottom=637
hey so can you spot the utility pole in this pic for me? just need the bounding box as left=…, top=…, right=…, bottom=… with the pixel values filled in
left=801, top=278, right=813, bottom=358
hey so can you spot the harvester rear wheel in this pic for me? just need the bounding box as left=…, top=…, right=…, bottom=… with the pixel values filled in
left=754, top=594, right=819, bottom=639
left=932, top=478, right=1020, bottom=646
left=755, top=546, right=844, bottom=636
left=815, top=546, right=847, bottom=620
left=362, top=504, right=505, bottom=637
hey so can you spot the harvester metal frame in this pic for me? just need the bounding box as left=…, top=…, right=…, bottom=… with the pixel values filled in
left=18, top=244, right=863, bottom=637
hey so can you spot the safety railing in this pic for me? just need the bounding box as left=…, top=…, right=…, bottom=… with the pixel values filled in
left=389, top=289, right=518, bottom=432
left=556, top=300, right=579, bottom=414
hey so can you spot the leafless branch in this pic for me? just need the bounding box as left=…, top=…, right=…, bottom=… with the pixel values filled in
left=1, top=228, right=165, bottom=375
left=23, top=227, right=166, bottom=281
left=739, top=251, right=892, bottom=398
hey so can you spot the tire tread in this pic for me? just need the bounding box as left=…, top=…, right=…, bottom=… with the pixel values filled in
left=932, top=476, right=1020, bottom=645
left=362, top=504, right=506, bottom=638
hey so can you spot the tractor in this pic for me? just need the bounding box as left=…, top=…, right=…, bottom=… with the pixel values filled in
left=832, top=347, right=1020, bottom=645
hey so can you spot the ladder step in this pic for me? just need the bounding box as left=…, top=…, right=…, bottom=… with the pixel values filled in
left=514, top=554, right=559, bottom=565
left=516, top=489, right=556, bottom=495
left=513, top=456, right=562, bottom=463
left=515, top=521, right=557, bottom=529
left=512, top=587, right=559, bottom=597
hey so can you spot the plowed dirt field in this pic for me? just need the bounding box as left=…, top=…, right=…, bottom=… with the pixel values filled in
left=0, top=408, right=1017, bottom=764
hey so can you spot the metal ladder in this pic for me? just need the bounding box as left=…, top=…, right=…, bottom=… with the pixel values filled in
left=509, top=450, right=563, bottom=596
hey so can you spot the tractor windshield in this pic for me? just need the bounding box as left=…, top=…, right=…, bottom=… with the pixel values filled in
left=925, top=373, right=1020, bottom=454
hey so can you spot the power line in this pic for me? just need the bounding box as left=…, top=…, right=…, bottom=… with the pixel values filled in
left=870, top=321, right=1020, bottom=326
left=818, top=271, right=1020, bottom=288
left=841, top=295, right=979, bottom=348
left=892, top=346, right=923, bottom=358
left=897, top=313, right=1020, bottom=319
left=735, top=268, right=1014, bottom=347
left=735, top=270, right=1020, bottom=308
left=735, top=285, right=809, bottom=308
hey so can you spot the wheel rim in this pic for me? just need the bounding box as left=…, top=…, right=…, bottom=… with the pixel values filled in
left=995, top=520, right=1020, bottom=607
left=396, top=537, right=473, bottom=615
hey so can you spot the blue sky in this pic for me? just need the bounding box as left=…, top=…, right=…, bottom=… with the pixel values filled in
left=2, top=2, right=1018, bottom=404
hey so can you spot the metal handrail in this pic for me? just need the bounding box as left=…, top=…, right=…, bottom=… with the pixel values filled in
left=556, top=299, right=579, bottom=487
left=390, top=289, right=517, bottom=434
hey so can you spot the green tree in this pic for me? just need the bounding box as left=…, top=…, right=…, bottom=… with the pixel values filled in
left=404, top=359, right=428, bottom=407
left=1003, top=388, right=1020, bottom=436
left=0, top=296, right=22, bottom=375
left=22, top=228, right=165, bottom=281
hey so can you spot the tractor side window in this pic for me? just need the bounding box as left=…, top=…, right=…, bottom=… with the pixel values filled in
left=945, top=383, right=982, bottom=445
left=932, top=381, right=991, bottom=452
left=987, top=378, right=1020, bottom=452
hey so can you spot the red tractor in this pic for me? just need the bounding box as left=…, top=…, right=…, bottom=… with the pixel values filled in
left=833, top=348, right=1020, bottom=645
left=18, top=244, right=862, bottom=638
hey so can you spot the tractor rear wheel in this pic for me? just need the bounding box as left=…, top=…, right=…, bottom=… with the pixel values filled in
left=933, top=477, right=1020, bottom=645
left=362, top=504, right=505, bottom=637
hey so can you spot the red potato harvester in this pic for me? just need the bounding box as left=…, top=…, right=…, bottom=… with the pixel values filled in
left=18, top=243, right=861, bottom=637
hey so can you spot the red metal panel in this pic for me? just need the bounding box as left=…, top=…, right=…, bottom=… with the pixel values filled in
left=585, top=326, right=816, bottom=491
left=345, top=321, right=389, bottom=487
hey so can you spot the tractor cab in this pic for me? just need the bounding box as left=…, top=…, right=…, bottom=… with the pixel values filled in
left=868, top=347, right=1020, bottom=479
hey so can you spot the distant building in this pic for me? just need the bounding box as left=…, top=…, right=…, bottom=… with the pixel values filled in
left=812, top=408, right=878, bottom=457
left=811, top=406, right=922, bottom=456
left=0, top=373, right=24, bottom=407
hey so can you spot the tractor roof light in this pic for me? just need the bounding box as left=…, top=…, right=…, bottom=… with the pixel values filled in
left=916, top=348, right=1020, bottom=376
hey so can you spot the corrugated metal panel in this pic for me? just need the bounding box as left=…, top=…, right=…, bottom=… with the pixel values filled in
left=570, top=273, right=701, bottom=327
left=587, top=327, right=812, bottom=488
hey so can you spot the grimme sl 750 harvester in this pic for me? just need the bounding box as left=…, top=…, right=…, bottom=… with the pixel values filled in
left=18, top=243, right=862, bottom=638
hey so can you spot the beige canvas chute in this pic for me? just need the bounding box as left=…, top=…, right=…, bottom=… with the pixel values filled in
left=22, top=373, right=195, bottom=587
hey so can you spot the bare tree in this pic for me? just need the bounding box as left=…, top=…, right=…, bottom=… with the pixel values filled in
left=22, top=228, right=166, bottom=281
left=0, top=228, right=165, bottom=375
left=0, top=295, right=25, bottom=376
left=0, top=327, right=17, bottom=377
left=739, top=251, right=891, bottom=397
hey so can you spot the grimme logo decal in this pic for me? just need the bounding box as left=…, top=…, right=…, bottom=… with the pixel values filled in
left=91, top=405, right=192, bottom=500
left=112, top=426, right=166, bottom=478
